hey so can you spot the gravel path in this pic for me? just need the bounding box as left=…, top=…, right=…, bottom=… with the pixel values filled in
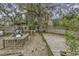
left=22, top=33, right=49, bottom=56
left=43, top=33, right=68, bottom=56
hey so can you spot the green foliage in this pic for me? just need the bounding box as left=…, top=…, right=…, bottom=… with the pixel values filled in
left=53, top=10, right=79, bottom=31
left=20, top=4, right=49, bottom=31
left=61, top=18, right=79, bottom=30
left=53, top=20, right=59, bottom=26
left=64, top=31, right=78, bottom=55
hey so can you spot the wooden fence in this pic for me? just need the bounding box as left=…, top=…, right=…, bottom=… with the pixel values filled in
left=3, top=39, right=25, bottom=49
left=1, top=34, right=29, bottom=49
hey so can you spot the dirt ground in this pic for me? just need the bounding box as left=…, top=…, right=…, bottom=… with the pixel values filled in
left=22, top=33, right=49, bottom=56
left=0, top=33, right=49, bottom=56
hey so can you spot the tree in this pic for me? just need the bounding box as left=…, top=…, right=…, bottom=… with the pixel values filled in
left=19, top=4, right=49, bottom=31
left=0, top=4, right=26, bottom=25
left=55, top=9, right=79, bottom=31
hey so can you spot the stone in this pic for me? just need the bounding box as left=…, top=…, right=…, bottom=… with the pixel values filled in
left=0, top=31, right=4, bottom=36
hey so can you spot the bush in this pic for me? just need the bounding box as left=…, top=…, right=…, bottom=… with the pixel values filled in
left=64, top=31, right=78, bottom=55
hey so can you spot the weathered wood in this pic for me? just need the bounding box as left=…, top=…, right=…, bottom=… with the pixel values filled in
left=3, top=40, right=5, bottom=48
left=1, top=34, right=29, bottom=49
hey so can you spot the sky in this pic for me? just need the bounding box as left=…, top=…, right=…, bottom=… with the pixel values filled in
left=1, top=3, right=79, bottom=19
left=0, top=3, right=27, bottom=19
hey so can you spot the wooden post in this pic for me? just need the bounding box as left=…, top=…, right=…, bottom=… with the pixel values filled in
left=13, top=40, right=14, bottom=47
left=6, top=40, right=7, bottom=48
left=3, top=40, right=5, bottom=48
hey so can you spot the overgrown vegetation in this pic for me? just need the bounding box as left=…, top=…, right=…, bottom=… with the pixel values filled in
left=52, top=9, right=79, bottom=56
left=53, top=10, right=79, bottom=31
left=64, top=31, right=79, bottom=55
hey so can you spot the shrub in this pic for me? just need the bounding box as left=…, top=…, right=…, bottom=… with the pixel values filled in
left=64, top=31, right=78, bottom=55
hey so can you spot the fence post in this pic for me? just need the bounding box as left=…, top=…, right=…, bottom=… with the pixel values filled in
left=3, top=40, right=5, bottom=48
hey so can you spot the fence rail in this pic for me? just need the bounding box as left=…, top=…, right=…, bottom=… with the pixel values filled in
left=0, top=33, right=29, bottom=49
left=3, top=39, right=25, bottom=49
